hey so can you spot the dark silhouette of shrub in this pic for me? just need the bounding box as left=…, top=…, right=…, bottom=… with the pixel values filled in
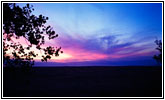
left=153, top=40, right=162, bottom=65
left=3, top=3, right=63, bottom=68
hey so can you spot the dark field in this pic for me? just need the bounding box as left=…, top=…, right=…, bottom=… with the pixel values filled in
left=3, top=66, right=162, bottom=97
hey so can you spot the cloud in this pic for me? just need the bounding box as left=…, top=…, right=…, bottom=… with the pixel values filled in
left=10, top=27, right=157, bottom=64
left=44, top=29, right=157, bottom=63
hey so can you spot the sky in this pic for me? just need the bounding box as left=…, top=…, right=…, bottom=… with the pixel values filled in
left=17, top=3, right=162, bottom=66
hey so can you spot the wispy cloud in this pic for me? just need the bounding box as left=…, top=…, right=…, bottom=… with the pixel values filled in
left=43, top=29, right=158, bottom=63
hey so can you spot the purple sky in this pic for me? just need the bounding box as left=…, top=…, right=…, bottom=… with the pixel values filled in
left=17, top=3, right=162, bottom=66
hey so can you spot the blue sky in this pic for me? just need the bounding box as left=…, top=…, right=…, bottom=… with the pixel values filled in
left=17, top=3, right=162, bottom=66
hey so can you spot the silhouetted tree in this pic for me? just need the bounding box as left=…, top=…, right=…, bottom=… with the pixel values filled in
left=3, top=3, right=63, bottom=68
left=153, top=40, right=162, bottom=65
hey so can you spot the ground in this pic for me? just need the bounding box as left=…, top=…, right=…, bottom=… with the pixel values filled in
left=3, top=66, right=162, bottom=97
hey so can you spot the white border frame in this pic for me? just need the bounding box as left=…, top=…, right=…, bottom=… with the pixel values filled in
left=1, top=1, right=164, bottom=99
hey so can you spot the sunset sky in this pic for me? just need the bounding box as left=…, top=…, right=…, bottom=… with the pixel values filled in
left=17, top=3, right=162, bottom=66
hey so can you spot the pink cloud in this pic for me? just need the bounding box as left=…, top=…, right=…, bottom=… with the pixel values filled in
left=4, top=31, right=156, bottom=63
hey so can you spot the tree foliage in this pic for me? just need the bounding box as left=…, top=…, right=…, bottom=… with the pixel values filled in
left=153, top=40, right=162, bottom=64
left=3, top=3, right=63, bottom=68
